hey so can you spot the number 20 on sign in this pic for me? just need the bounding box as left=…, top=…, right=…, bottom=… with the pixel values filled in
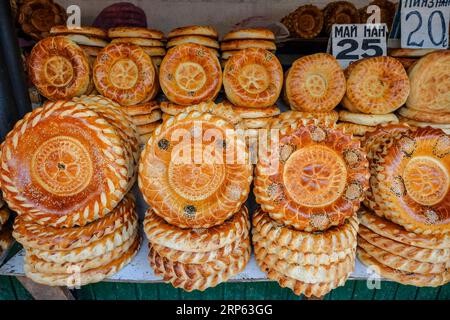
left=401, top=0, right=450, bottom=49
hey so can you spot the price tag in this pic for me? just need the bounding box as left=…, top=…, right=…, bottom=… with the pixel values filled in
left=400, top=0, right=450, bottom=49
left=331, top=24, right=387, bottom=68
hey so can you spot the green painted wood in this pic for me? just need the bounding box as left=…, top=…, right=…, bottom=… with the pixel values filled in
left=351, top=280, right=376, bottom=300
left=264, top=282, right=288, bottom=300
left=244, top=281, right=267, bottom=300
left=202, top=284, right=225, bottom=300
left=415, top=287, right=441, bottom=300
left=114, top=282, right=138, bottom=300
left=9, top=277, right=33, bottom=300
left=157, top=283, right=182, bottom=300
left=0, top=276, right=16, bottom=300
left=394, top=284, right=418, bottom=300
left=437, top=285, right=449, bottom=300
left=90, top=282, right=117, bottom=300
left=75, top=285, right=96, bottom=300
left=330, top=281, right=355, bottom=300
left=222, top=282, right=247, bottom=300
left=373, top=281, right=398, bottom=300
left=136, top=283, right=159, bottom=300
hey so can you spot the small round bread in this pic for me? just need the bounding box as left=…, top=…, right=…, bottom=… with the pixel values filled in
left=142, top=47, right=167, bottom=57
left=406, top=51, right=450, bottom=113
left=358, top=207, right=450, bottom=249
left=231, top=105, right=280, bottom=119
left=144, top=205, right=249, bottom=253
left=398, top=107, right=450, bottom=124
left=108, top=27, right=164, bottom=40
left=357, top=248, right=449, bottom=287
left=123, top=101, right=160, bottom=116
left=223, top=48, right=283, bottom=108
left=168, top=25, right=218, bottom=39
left=24, top=236, right=140, bottom=287
left=28, top=36, right=90, bottom=100
left=111, top=38, right=165, bottom=47
left=50, top=25, right=107, bottom=39
left=343, top=56, right=410, bottom=114
left=338, top=110, right=399, bottom=126
left=0, top=101, right=130, bottom=227
left=369, top=127, right=450, bottom=234
left=63, top=34, right=109, bottom=47
left=138, top=112, right=252, bottom=228
left=292, top=5, right=324, bottom=39
left=323, top=1, right=360, bottom=35
left=221, top=39, right=276, bottom=51
left=137, top=122, right=162, bottom=135
left=222, top=28, right=275, bottom=41
left=93, top=43, right=158, bottom=106
left=131, top=110, right=162, bottom=125
left=285, top=53, right=346, bottom=112
left=167, top=35, right=219, bottom=49
left=254, top=121, right=369, bottom=231
left=159, top=43, right=222, bottom=106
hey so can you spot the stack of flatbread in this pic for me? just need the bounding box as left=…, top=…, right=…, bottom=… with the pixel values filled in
left=359, top=124, right=450, bottom=287
left=166, top=25, right=219, bottom=60
left=122, top=101, right=162, bottom=145
left=1, top=96, right=141, bottom=286
left=220, top=28, right=276, bottom=68
left=139, top=111, right=253, bottom=291
left=253, top=121, right=370, bottom=297
left=338, top=56, right=409, bottom=139
left=108, top=27, right=166, bottom=68
left=397, top=51, right=450, bottom=135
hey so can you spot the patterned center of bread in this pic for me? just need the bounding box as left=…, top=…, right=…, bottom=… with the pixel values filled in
left=305, top=73, right=327, bottom=97
left=299, top=15, right=316, bottom=31
left=363, top=75, right=387, bottom=98
left=283, top=145, right=347, bottom=207
left=168, top=144, right=225, bottom=201
left=44, top=56, right=74, bottom=87
left=175, top=62, right=206, bottom=91
left=109, top=59, right=139, bottom=89
left=335, top=13, right=352, bottom=24
left=403, top=156, right=449, bottom=206
left=238, top=64, right=269, bottom=94
left=31, top=136, right=93, bottom=196
left=31, top=8, right=54, bottom=32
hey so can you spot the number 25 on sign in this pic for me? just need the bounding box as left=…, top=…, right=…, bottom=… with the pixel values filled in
left=401, top=0, right=450, bottom=49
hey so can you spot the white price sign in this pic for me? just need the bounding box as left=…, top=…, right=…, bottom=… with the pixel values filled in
left=331, top=24, right=387, bottom=68
left=401, top=0, right=450, bottom=49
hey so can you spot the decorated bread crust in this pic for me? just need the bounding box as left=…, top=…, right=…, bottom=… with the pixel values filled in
left=24, top=236, right=140, bottom=287
left=336, top=123, right=377, bottom=136
left=19, top=0, right=67, bottom=40
left=399, top=117, right=450, bottom=129
left=28, top=36, right=90, bottom=100
left=357, top=248, right=449, bottom=287
left=323, top=1, right=360, bottom=35
left=149, top=240, right=250, bottom=292
left=254, top=122, right=369, bottom=231
left=222, top=28, right=275, bottom=41
left=108, top=27, right=164, bottom=40
left=25, top=232, right=138, bottom=274
left=50, top=25, right=107, bottom=39
left=343, top=56, right=410, bottom=114
left=253, top=209, right=358, bottom=253
left=358, top=225, right=449, bottom=264
left=221, top=40, right=276, bottom=51
left=398, top=107, right=450, bottom=124
left=223, top=48, right=283, bottom=108
left=159, top=44, right=222, bottom=106
left=94, top=43, right=158, bottom=106
left=111, top=38, right=165, bottom=47
left=241, top=118, right=271, bottom=129
left=270, top=111, right=339, bottom=128
left=0, top=101, right=130, bottom=227
left=144, top=204, right=249, bottom=252
left=168, top=26, right=218, bottom=39
left=123, top=101, right=160, bottom=116
left=406, top=50, right=450, bottom=113
left=0, top=207, right=10, bottom=226
left=369, top=127, right=450, bottom=234
left=285, top=53, right=345, bottom=112
left=230, top=105, right=280, bottom=119
left=292, top=5, right=324, bottom=39
left=167, top=35, right=219, bottom=49
left=13, top=194, right=136, bottom=251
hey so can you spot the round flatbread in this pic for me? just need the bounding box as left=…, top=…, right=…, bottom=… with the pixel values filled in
left=398, top=116, right=450, bottom=129
left=142, top=47, right=166, bottom=57
left=63, top=34, right=109, bottom=47
left=230, top=104, right=280, bottom=119
left=159, top=44, right=222, bottom=106
left=28, top=36, right=90, bottom=100
left=336, top=122, right=377, bottom=136
left=222, top=28, right=275, bottom=41
left=111, top=38, right=165, bottom=47
left=338, top=110, right=399, bottom=126
left=50, top=25, right=107, bottom=39
left=285, top=53, right=346, bottom=112
left=292, top=5, right=324, bottom=39
left=343, top=56, right=410, bottom=114
left=323, top=1, right=360, bottom=35
left=168, top=25, right=218, bottom=39
left=223, top=48, right=283, bottom=108
left=254, top=121, right=369, bottom=231
left=93, top=43, right=158, bottom=106
left=138, top=112, right=252, bottom=228
left=131, top=110, right=162, bottom=125
left=398, top=107, right=450, bottom=124
left=389, top=48, right=443, bottom=58
left=167, top=35, right=219, bottom=49
left=221, top=39, right=276, bottom=51
left=108, top=27, right=164, bottom=40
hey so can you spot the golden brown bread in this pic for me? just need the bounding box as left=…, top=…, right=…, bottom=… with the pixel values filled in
left=50, top=25, right=107, bottom=39
left=222, top=28, right=275, bottom=41
left=108, top=27, right=164, bottom=40
left=292, top=5, right=324, bottom=39
left=168, top=26, right=218, bottom=39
